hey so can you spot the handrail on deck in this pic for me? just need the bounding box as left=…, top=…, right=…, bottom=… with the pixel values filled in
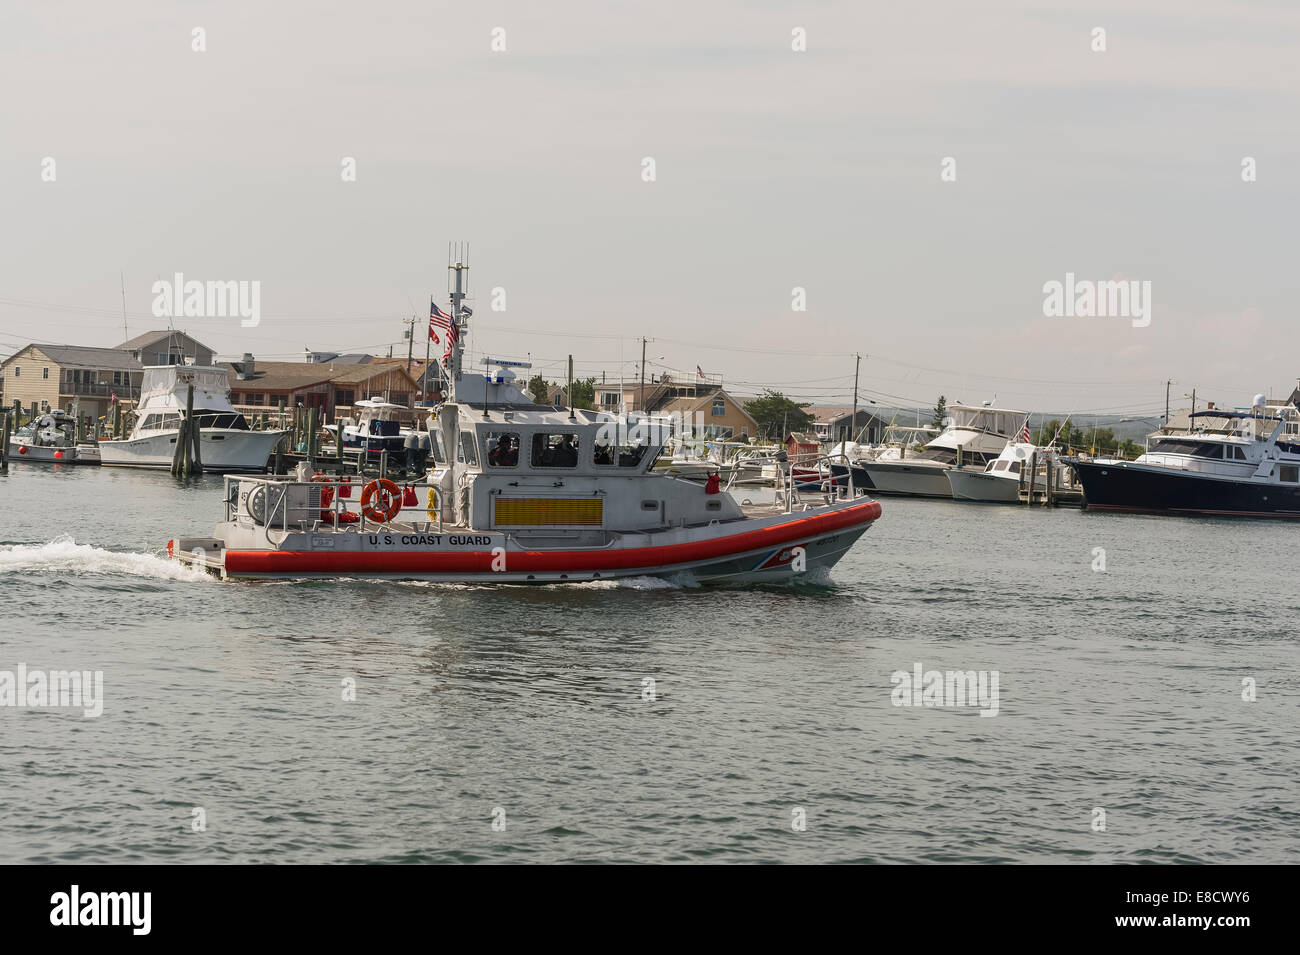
left=223, top=473, right=445, bottom=537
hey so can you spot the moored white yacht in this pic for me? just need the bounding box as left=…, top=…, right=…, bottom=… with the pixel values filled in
left=333, top=397, right=418, bottom=458
left=99, top=366, right=286, bottom=472
left=945, top=440, right=1073, bottom=503
left=169, top=263, right=883, bottom=583
left=861, top=403, right=1028, bottom=498
left=1067, top=393, right=1300, bottom=518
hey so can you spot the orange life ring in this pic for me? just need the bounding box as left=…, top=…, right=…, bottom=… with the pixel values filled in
left=360, top=478, right=402, bottom=523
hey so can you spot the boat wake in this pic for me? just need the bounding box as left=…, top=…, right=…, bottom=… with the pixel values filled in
left=0, top=536, right=209, bottom=582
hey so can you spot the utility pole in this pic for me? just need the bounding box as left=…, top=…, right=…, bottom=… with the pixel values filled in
left=639, top=337, right=648, bottom=413
left=1164, top=378, right=1172, bottom=424
left=120, top=271, right=129, bottom=342
left=406, top=314, right=415, bottom=370
left=851, top=352, right=861, bottom=446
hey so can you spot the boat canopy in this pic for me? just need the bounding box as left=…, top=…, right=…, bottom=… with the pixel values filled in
left=138, top=366, right=237, bottom=413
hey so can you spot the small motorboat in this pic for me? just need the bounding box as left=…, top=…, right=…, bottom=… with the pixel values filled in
left=7, top=410, right=101, bottom=465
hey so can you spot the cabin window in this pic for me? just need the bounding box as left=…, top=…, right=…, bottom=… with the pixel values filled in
left=484, top=431, right=521, bottom=468
left=532, top=433, right=581, bottom=468
left=1230, top=446, right=1247, bottom=460
left=458, top=432, right=478, bottom=466
left=1279, top=465, right=1299, bottom=483
left=141, top=413, right=182, bottom=431
left=1150, top=440, right=1224, bottom=458
left=994, top=461, right=1009, bottom=471
left=429, top=431, right=447, bottom=464
left=594, top=429, right=652, bottom=468
left=1008, top=461, right=1022, bottom=474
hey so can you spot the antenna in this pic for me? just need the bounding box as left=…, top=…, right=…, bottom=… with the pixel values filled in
left=119, top=271, right=128, bottom=342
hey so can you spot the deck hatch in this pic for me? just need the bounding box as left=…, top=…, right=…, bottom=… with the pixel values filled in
left=494, top=497, right=603, bottom=526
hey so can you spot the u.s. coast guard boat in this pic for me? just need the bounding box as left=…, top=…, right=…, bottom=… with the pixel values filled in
left=169, top=264, right=882, bottom=583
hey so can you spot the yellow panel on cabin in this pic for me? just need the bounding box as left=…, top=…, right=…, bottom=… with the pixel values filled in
left=494, top=497, right=603, bottom=526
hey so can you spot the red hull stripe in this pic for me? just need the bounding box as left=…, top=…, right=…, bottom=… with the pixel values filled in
left=223, top=500, right=882, bottom=574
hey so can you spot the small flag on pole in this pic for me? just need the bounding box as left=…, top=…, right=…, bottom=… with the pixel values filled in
left=696, top=365, right=705, bottom=378
left=1020, top=423, right=1032, bottom=443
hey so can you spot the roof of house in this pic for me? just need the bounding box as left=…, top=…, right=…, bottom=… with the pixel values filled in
left=308, top=353, right=373, bottom=364
left=117, top=330, right=214, bottom=353
left=787, top=431, right=820, bottom=445
left=221, top=360, right=418, bottom=393
left=8, top=344, right=143, bottom=372
left=222, top=362, right=333, bottom=392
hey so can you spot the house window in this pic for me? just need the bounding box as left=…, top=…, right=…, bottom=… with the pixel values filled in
left=712, top=395, right=725, bottom=416
left=335, top=390, right=355, bottom=407
left=12, top=366, right=18, bottom=377
left=741, top=427, right=748, bottom=439
left=43, top=367, right=49, bottom=379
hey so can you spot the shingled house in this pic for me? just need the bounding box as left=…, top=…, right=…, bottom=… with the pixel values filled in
left=0, top=343, right=144, bottom=422
left=222, top=357, right=420, bottom=419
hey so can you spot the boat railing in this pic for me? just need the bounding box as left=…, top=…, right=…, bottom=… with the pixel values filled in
left=717, top=449, right=869, bottom=512
left=223, top=473, right=445, bottom=541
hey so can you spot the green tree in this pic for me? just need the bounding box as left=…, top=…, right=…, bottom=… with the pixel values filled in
left=527, top=374, right=550, bottom=405
left=744, top=390, right=813, bottom=440
left=568, top=376, right=597, bottom=411
left=931, top=395, right=948, bottom=431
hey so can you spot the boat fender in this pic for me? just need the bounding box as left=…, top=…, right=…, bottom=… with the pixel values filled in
left=426, top=487, right=439, bottom=522
left=360, top=478, right=402, bottom=523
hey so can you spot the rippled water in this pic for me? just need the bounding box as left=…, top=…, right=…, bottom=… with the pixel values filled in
left=1, top=463, right=1296, bottom=863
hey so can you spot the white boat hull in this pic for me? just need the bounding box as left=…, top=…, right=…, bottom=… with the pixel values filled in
left=946, top=468, right=1020, bottom=503
left=7, top=439, right=100, bottom=465
left=860, top=461, right=958, bottom=498
left=174, top=496, right=882, bottom=583
left=99, top=429, right=284, bottom=472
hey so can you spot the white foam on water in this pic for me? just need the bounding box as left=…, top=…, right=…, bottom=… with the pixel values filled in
left=568, top=573, right=698, bottom=590
left=0, top=536, right=209, bottom=582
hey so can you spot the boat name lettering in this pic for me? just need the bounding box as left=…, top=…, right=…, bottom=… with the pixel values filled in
left=448, top=535, right=494, bottom=546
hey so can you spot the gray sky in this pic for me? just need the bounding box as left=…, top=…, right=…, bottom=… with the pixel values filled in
left=2, top=0, right=1298, bottom=416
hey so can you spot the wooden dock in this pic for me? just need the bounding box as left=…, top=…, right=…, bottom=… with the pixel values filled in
left=1019, top=451, right=1085, bottom=507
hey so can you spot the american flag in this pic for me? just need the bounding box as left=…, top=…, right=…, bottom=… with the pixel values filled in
left=696, top=365, right=705, bottom=378
left=1020, top=422, right=1032, bottom=443
left=430, top=301, right=457, bottom=358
